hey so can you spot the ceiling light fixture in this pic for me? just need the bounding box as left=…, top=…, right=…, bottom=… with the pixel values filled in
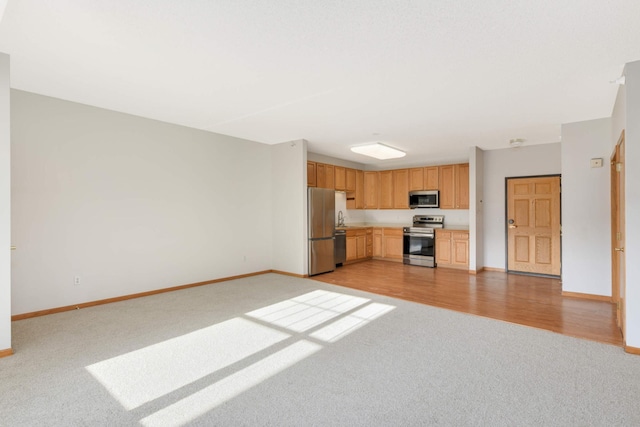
left=350, top=142, right=406, bottom=160
left=509, top=138, right=525, bottom=148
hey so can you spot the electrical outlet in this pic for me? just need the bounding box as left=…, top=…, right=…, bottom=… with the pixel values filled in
left=74, top=276, right=81, bottom=286
left=590, top=158, right=603, bottom=168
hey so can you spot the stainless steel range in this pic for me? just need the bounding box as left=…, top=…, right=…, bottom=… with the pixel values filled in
left=403, top=215, right=444, bottom=267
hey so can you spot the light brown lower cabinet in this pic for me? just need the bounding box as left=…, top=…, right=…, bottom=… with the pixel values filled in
left=435, top=229, right=469, bottom=269
left=373, top=228, right=383, bottom=257
left=346, top=228, right=372, bottom=263
left=346, top=227, right=403, bottom=263
left=370, top=227, right=404, bottom=262
left=382, top=228, right=403, bottom=260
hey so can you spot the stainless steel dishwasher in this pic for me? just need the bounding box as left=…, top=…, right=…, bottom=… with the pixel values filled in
left=334, top=229, right=346, bottom=266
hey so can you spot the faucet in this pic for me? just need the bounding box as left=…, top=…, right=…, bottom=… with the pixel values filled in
left=337, top=210, right=345, bottom=227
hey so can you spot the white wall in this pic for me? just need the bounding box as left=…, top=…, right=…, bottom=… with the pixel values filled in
left=483, top=144, right=561, bottom=270
left=623, top=61, right=640, bottom=348
left=469, top=147, right=484, bottom=272
left=11, top=90, right=274, bottom=315
left=560, top=118, right=612, bottom=296
left=0, top=53, right=10, bottom=351
left=271, top=139, right=307, bottom=275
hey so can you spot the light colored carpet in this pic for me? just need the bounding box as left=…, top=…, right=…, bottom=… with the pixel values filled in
left=1, top=273, right=639, bottom=426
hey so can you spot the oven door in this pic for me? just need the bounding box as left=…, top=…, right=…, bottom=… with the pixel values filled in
left=403, top=232, right=435, bottom=267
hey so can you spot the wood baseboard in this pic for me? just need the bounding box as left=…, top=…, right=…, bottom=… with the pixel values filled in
left=469, top=267, right=484, bottom=275
left=12, top=270, right=272, bottom=321
left=271, top=270, right=307, bottom=278
left=624, top=345, right=640, bottom=355
left=483, top=267, right=506, bottom=273
left=561, top=291, right=612, bottom=302
left=0, top=348, right=14, bottom=358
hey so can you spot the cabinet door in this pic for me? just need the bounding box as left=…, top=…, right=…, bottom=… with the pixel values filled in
left=393, top=169, right=409, bottom=209
left=379, top=171, right=394, bottom=209
left=452, top=232, right=469, bottom=266
left=409, top=168, right=424, bottom=191
left=438, top=165, right=455, bottom=209
left=455, top=163, right=469, bottom=209
left=364, top=172, right=379, bottom=209
left=373, top=228, right=383, bottom=257
left=383, top=228, right=403, bottom=259
left=356, top=234, right=366, bottom=259
left=335, top=166, right=346, bottom=191
left=346, top=168, right=357, bottom=192
left=366, top=229, right=373, bottom=257
left=307, top=161, right=317, bottom=187
left=435, top=231, right=452, bottom=265
left=316, top=163, right=326, bottom=188
left=424, top=166, right=439, bottom=190
left=346, top=234, right=357, bottom=261
left=317, top=163, right=335, bottom=189
left=355, top=170, right=364, bottom=209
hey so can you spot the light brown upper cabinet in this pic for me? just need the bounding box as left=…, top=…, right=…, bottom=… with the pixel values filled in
left=364, top=171, right=379, bottom=209
left=334, top=166, right=346, bottom=191
left=378, top=170, right=394, bottom=209
left=355, top=170, right=364, bottom=209
left=345, top=168, right=357, bottom=192
left=315, top=163, right=335, bottom=189
left=455, top=163, right=469, bottom=209
left=424, top=166, right=439, bottom=190
left=410, top=166, right=439, bottom=191
left=439, top=163, right=469, bottom=209
left=409, top=168, right=424, bottom=191
left=392, top=169, right=409, bottom=209
left=307, top=161, right=317, bottom=187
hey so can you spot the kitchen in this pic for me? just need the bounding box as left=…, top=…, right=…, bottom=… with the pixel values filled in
left=307, top=155, right=471, bottom=275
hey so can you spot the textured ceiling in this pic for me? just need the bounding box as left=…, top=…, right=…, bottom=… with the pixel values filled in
left=1, top=0, right=639, bottom=166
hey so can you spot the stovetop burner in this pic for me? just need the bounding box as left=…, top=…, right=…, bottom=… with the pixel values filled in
left=403, top=215, right=444, bottom=234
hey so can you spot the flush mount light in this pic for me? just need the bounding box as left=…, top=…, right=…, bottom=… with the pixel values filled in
left=350, top=142, right=406, bottom=160
left=509, top=138, right=525, bottom=148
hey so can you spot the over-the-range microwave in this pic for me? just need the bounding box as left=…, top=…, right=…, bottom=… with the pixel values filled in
left=409, top=190, right=439, bottom=209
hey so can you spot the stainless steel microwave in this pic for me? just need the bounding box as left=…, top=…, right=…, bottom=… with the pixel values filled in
left=409, top=190, right=439, bottom=209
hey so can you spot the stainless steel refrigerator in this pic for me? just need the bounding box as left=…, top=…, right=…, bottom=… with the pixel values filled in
left=308, top=187, right=336, bottom=276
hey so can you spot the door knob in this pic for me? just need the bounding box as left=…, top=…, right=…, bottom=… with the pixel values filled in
left=615, top=247, right=624, bottom=252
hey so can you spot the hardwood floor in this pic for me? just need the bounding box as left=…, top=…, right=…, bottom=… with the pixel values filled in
left=311, top=260, right=623, bottom=346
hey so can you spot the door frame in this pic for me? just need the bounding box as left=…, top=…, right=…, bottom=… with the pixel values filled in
left=610, top=130, right=626, bottom=338
left=504, top=174, right=562, bottom=277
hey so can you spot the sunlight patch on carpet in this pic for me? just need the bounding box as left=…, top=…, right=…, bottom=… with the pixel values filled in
left=246, top=289, right=370, bottom=332
left=310, top=302, right=395, bottom=343
left=86, top=317, right=289, bottom=410
left=85, top=289, right=395, bottom=424
left=139, top=340, right=322, bottom=427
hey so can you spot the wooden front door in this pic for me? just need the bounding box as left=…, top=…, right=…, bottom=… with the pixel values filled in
left=611, top=131, right=626, bottom=337
left=506, top=176, right=561, bottom=276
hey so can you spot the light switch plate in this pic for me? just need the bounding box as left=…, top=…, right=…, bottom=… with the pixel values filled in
left=590, top=158, right=603, bottom=168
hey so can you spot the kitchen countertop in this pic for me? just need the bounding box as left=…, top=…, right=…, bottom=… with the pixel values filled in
left=442, top=225, right=469, bottom=231
left=335, top=223, right=406, bottom=230
left=336, top=223, right=470, bottom=231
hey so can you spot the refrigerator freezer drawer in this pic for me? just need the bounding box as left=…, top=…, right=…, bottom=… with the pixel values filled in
left=309, top=238, right=335, bottom=276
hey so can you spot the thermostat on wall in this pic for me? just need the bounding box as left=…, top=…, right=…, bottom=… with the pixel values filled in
left=590, top=158, right=603, bottom=168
